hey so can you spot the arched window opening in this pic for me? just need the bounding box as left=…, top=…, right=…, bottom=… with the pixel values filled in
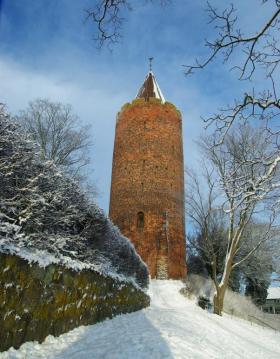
left=137, top=212, right=145, bottom=229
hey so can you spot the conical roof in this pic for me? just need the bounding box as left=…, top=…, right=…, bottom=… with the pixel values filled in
left=136, top=71, right=165, bottom=103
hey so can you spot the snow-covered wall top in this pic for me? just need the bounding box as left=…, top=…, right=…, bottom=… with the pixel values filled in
left=0, top=225, right=148, bottom=290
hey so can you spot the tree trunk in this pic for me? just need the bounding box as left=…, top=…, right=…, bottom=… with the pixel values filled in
left=213, top=244, right=237, bottom=315
left=213, top=287, right=225, bottom=315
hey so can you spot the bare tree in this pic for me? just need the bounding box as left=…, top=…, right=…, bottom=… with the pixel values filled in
left=185, top=1, right=280, bottom=163
left=186, top=124, right=280, bottom=315
left=85, top=0, right=170, bottom=48
left=86, top=0, right=129, bottom=48
left=184, top=1, right=280, bottom=209
left=242, top=223, right=274, bottom=305
left=187, top=191, right=274, bottom=299
left=17, top=98, right=92, bottom=182
left=184, top=3, right=280, bottom=311
left=185, top=2, right=280, bottom=79
left=186, top=168, right=228, bottom=281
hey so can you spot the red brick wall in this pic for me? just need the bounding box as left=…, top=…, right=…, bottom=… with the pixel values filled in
left=109, top=98, right=187, bottom=279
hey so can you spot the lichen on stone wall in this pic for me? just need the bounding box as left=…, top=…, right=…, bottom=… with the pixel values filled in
left=0, top=253, right=150, bottom=353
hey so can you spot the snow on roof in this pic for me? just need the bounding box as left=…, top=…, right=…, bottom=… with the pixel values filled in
left=267, top=286, right=280, bottom=299
left=136, top=71, right=165, bottom=103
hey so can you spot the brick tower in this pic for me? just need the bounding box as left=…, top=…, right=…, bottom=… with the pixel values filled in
left=109, top=69, right=186, bottom=279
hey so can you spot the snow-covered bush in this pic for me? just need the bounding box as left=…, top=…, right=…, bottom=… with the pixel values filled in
left=181, top=274, right=214, bottom=300
left=181, top=273, right=280, bottom=330
left=224, top=289, right=280, bottom=331
left=0, top=105, right=149, bottom=288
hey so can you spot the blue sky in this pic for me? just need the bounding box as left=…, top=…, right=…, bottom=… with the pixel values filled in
left=0, top=0, right=276, bottom=212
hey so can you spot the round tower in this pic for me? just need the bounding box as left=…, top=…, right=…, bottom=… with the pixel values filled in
left=109, top=70, right=186, bottom=279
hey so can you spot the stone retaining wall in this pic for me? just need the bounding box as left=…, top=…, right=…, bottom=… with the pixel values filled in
left=0, top=253, right=150, bottom=352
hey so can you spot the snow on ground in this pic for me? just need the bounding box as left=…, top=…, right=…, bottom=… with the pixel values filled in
left=267, top=286, right=280, bottom=299
left=2, top=280, right=280, bottom=359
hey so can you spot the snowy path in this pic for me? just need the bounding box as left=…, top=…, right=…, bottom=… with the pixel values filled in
left=2, top=280, right=280, bottom=359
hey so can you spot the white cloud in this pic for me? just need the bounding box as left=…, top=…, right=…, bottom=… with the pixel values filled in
left=0, top=57, right=131, bottom=211
left=0, top=52, right=231, bottom=213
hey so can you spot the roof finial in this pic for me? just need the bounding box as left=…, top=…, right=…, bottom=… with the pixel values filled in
left=149, top=57, right=154, bottom=72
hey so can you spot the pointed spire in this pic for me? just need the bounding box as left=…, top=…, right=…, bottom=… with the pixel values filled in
left=136, top=60, right=165, bottom=103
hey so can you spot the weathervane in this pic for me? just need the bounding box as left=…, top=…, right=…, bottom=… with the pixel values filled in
left=149, top=57, right=154, bottom=72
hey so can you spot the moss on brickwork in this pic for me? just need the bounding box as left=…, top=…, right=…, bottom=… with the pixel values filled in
left=0, top=253, right=150, bottom=352
left=164, top=102, right=182, bottom=117
left=131, top=98, right=162, bottom=106
left=119, top=99, right=181, bottom=119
